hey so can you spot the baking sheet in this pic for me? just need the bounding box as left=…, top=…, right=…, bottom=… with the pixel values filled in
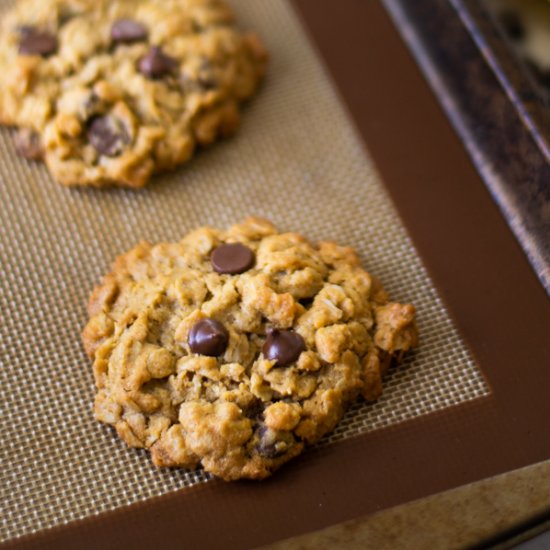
left=0, top=0, right=490, bottom=543
left=383, top=0, right=550, bottom=295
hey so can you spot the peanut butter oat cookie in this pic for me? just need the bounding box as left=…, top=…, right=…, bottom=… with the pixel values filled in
left=0, top=0, right=267, bottom=187
left=82, top=218, right=418, bottom=480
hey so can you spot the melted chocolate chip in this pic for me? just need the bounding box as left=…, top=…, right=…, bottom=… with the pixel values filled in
left=298, top=297, right=314, bottom=308
left=198, top=75, right=218, bottom=91
left=87, top=116, right=129, bottom=157
left=256, top=426, right=287, bottom=458
left=211, top=243, right=255, bottom=275
left=188, top=318, right=229, bottom=357
left=14, top=128, right=43, bottom=161
left=138, top=47, right=178, bottom=79
left=18, top=27, right=58, bottom=57
left=111, top=19, right=148, bottom=44
left=242, top=397, right=264, bottom=419
left=262, top=329, right=306, bottom=367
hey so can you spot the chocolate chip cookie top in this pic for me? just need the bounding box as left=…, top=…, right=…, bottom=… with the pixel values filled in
left=82, top=218, right=418, bottom=480
left=0, top=0, right=267, bottom=188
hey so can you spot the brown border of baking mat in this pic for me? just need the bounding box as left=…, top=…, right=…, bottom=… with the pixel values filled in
left=4, top=1, right=550, bottom=549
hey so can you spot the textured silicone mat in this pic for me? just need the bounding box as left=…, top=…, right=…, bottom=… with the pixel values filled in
left=0, top=0, right=490, bottom=543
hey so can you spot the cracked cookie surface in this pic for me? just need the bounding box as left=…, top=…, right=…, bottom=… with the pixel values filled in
left=0, top=0, right=267, bottom=187
left=82, top=218, right=418, bottom=480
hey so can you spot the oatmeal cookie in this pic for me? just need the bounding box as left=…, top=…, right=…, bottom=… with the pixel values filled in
left=82, top=218, right=418, bottom=480
left=0, top=0, right=267, bottom=187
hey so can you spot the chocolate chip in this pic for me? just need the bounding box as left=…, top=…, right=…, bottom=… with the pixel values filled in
left=256, top=426, right=288, bottom=458
left=262, top=329, right=306, bottom=367
left=242, top=397, right=264, bottom=419
left=111, top=19, right=148, bottom=44
left=14, top=128, right=43, bottom=161
left=211, top=243, right=255, bottom=275
left=138, top=47, right=178, bottom=79
left=188, top=318, right=229, bottom=357
left=87, top=116, right=129, bottom=157
left=198, top=75, right=218, bottom=91
left=18, top=27, right=58, bottom=57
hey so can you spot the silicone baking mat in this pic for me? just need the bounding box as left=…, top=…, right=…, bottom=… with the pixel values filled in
left=0, top=0, right=490, bottom=543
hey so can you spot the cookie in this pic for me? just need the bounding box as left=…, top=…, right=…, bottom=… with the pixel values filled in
left=0, top=0, right=267, bottom=187
left=82, top=218, right=418, bottom=480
